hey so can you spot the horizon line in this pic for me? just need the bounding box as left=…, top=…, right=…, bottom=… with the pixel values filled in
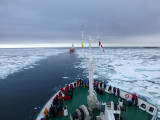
left=0, top=43, right=159, bottom=48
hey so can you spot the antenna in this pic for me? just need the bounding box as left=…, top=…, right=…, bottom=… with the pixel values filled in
left=81, top=24, right=84, bottom=41
left=96, top=0, right=99, bottom=41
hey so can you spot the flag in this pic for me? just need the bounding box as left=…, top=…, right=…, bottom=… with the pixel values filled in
left=99, top=41, right=101, bottom=46
left=82, top=41, right=84, bottom=48
left=99, top=41, right=105, bottom=52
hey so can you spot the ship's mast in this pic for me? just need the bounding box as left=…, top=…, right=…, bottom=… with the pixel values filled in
left=81, top=25, right=84, bottom=41
left=88, top=35, right=94, bottom=96
left=87, top=35, right=99, bottom=109
left=86, top=1, right=100, bottom=108
left=81, top=25, right=84, bottom=52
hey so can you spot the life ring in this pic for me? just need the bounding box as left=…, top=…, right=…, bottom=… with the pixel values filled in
left=125, top=94, right=130, bottom=99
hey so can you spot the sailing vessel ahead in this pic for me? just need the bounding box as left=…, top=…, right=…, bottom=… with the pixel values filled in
left=70, top=44, right=75, bottom=52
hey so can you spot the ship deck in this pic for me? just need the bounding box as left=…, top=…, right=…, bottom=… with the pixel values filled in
left=48, top=87, right=152, bottom=120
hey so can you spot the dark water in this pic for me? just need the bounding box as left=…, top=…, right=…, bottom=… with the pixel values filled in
left=0, top=52, right=84, bottom=120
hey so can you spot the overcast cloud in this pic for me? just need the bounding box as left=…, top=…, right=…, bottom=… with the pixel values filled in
left=0, top=0, right=160, bottom=47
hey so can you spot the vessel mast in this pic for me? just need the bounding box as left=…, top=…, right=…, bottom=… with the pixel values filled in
left=88, top=35, right=94, bottom=96
left=87, top=35, right=99, bottom=109
left=81, top=25, right=84, bottom=41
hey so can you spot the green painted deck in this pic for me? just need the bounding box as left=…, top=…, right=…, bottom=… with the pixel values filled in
left=48, top=87, right=152, bottom=120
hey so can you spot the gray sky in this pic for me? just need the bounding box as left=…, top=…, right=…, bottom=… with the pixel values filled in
left=0, top=0, right=160, bottom=47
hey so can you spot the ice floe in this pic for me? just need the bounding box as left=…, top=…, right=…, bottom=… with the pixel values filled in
left=62, top=77, right=68, bottom=79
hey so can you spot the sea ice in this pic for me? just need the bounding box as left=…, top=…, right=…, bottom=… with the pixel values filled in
left=0, top=48, right=67, bottom=79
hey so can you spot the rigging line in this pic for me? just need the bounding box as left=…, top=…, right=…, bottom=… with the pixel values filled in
left=96, top=0, right=99, bottom=40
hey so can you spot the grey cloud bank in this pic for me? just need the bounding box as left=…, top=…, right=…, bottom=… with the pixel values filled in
left=0, top=0, right=160, bottom=47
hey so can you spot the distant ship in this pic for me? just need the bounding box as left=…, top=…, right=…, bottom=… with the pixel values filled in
left=70, top=44, right=75, bottom=52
